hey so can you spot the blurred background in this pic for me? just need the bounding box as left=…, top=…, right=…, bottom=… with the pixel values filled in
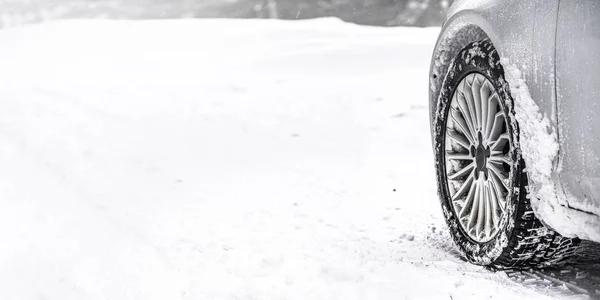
left=0, top=0, right=453, bottom=29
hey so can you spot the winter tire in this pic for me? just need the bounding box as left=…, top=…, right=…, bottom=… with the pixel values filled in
left=433, top=39, right=581, bottom=268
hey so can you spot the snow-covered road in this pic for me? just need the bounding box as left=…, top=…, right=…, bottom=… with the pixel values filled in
left=0, top=18, right=589, bottom=299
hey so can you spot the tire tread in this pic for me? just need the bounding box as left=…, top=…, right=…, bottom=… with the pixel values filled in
left=491, top=173, right=580, bottom=269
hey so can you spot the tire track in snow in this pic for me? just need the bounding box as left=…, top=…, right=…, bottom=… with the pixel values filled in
left=499, top=242, right=600, bottom=298
left=504, top=265, right=600, bottom=299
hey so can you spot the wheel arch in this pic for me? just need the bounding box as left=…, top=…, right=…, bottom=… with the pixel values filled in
left=429, top=11, right=502, bottom=140
left=429, top=0, right=554, bottom=146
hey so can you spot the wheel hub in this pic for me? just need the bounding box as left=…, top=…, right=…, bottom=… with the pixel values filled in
left=473, top=132, right=490, bottom=180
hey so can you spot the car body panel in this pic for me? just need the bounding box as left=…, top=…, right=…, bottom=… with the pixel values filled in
left=429, top=0, right=600, bottom=241
left=430, top=0, right=559, bottom=130
left=555, top=0, right=600, bottom=218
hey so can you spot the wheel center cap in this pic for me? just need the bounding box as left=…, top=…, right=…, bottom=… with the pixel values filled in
left=474, top=132, right=490, bottom=179
left=475, top=145, right=487, bottom=170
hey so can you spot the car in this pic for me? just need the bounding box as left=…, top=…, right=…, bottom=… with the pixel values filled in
left=429, top=0, right=600, bottom=268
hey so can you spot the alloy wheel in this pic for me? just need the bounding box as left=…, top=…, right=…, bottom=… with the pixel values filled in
left=444, top=73, right=512, bottom=243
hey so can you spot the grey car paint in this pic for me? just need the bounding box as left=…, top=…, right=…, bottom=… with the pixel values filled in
left=556, top=1, right=600, bottom=220
left=429, top=0, right=600, bottom=241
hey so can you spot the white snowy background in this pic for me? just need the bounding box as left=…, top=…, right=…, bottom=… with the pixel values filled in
left=0, top=5, right=592, bottom=300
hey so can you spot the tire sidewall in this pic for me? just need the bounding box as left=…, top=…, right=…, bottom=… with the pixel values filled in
left=433, top=40, right=523, bottom=265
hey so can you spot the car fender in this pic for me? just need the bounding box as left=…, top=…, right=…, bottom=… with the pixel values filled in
left=429, top=0, right=558, bottom=148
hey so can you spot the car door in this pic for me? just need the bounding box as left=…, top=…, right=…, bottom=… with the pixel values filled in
left=555, top=0, right=600, bottom=216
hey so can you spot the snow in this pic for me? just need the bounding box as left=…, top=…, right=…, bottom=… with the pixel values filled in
left=503, top=59, right=600, bottom=242
left=0, top=18, right=584, bottom=300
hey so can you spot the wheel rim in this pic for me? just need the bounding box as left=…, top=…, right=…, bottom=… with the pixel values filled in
left=444, top=73, right=512, bottom=243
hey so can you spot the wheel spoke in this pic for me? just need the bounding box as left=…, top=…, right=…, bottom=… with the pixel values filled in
left=476, top=179, right=487, bottom=239
left=446, top=152, right=472, bottom=161
left=489, top=178, right=505, bottom=212
left=488, top=163, right=509, bottom=191
left=459, top=176, right=478, bottom=218
left=480, top=82, right=491, bottom=137
left=490, top=133, right=509, bottom=151
left=450, top=107, right=475, bottom=144
left=489, top=160, right=509, bottom=180
left=462, top=79, right=480, bottom=132
left=448, top=162, right=475, bottom=180
left=452, top=170, right=475, bottom=201
left=489, top=152, right=512, bottom=165
left=484, top=182, right=494, bottom=237
left=488, top=111, right=505, bottom=142
left=485, top=92, right=499, bottom=138
left=456, top=91, right=477, bottom=139
left=472, top=76, right=483, bottom=132
left=447, top=129, right=470, bottom=150
left=466, top=179, right=481, bottom=232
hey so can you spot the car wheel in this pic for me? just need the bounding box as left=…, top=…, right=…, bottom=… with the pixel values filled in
left=434, top=39, right=581, bottom=268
